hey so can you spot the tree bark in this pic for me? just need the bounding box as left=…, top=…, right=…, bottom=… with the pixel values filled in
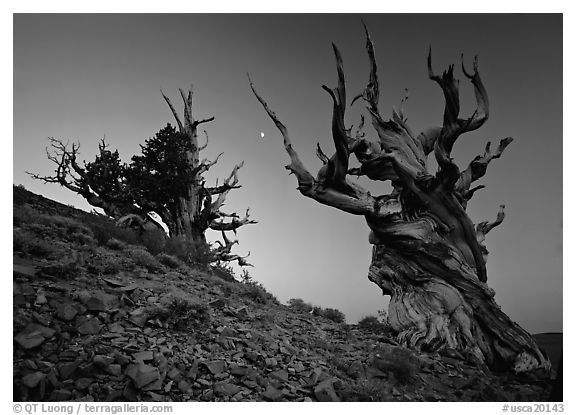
left=250, top=26, right=550, bottom=374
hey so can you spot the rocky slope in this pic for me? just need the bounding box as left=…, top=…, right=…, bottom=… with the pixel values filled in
left=13, top=186, right=554, bottom=402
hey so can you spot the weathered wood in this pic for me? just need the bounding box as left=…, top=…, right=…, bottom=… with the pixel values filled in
left=250, top=28, right=550, bottom=374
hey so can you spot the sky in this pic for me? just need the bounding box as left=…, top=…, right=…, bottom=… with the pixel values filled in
left=12, top=14, right=562, bottom=333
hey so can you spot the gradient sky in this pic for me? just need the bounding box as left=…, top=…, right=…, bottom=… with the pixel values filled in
left=13, top=14, right=562, bottom=333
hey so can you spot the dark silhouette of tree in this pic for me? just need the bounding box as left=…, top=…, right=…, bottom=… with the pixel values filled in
left=30, top=87, right=256, bottom=266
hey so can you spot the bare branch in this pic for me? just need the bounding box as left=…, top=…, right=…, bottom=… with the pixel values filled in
left=195, top=152, right=224, bottom=176
left=476, top=204, right=505, bottom=241
left=208, top=161, right=245, bottom=212
left=161, top=89, right=184, bottom=132
left=209, top=208, right=258, bottom=232
left=192, top=116, right=215, bottom=129
left=248, top=73, right=315, bottom=188
left=316, top=143, right=329, bottom=165
left=319, top=43, right=352, bottom=190
left=427, top=48, right=491, bottom=189
left=199, top=130, right=209, bottom=151
left=351, top=21, right=379, bottom=111
left=455, top=137, right=513, bottom=199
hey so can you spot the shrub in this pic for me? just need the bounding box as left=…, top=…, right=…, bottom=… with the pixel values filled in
left=156, top=253, right=185, bottom=269
left=106, top=238, right=127, bottom=250
left=150, top=296, right=210, bottom=331
left=138, top=229, right=168, bottom=256
left=288, top=298, right=313, bottom=313
left=83, top=214, right=140, bottom=246
left=358, top=315, right=386, bottom=331
left=321, top=308, right=346, bottom=324
left=241, top=280, right=278, bottom=305
left=127, top=247, right=162, bottom=272
left=162, top=236, right=212, bottom=269
left=70, top=232, right=97, bottom=246
left=373, top=346, right=420, bottom=385
left=13, top=228, right=57, bottom=258
left=39, top=257, right=84, bottom=280
left=340, top=378, right=392, bottom=402
left=211, top=263, right=236, bottom=282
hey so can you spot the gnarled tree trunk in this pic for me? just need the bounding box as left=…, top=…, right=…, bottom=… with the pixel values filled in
left=250, top=26, right=550, bottom=373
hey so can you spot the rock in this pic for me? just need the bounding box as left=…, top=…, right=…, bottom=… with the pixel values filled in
left=113, top=352, right=130, bottom=366
left=219, top=326, right=238, bottom=337
left=57, top=303, right=78, bottom=321
left=133, top=351, right=154, bottom=362
left=164, top=381, right=173, bottom=392
left=209, top=299, right=226, bottom=309
left=93, top=355, right=115, bottom=368
left=49, top=389, right=72, bottom=401
left=265, top=357, right=278, bottom=368
left=143, top=378, right=163, bottom=391
left=168, top=367, right=182, bottom=381
left=269, top=370, right=289, bottom=383
left=14, top=324, right=55, bottom=349
left=58, top=361, right=81, bottom=380
left=13, top=264, right=39, bottom=279
left=291, top=361, right=305, bottom=373
left=123, top=382, right=138, bottom=401
left=262, top=385, right=283, bottom=401
left=230, top=365, right=250, bottom=377
left=108, top=322, right=125, bottom=333
left=126, top=363, right=161, bottom=389
left=314, top=378, right=339, bottom=402
left=75, top=378, right=93, bottom=390
left=106, top=364, right=122, bottom=377
left=22, top=372, right=45, bottom=388
left=214, top=382, right=242, bottom=397
left=204, top=360, right=226, bottom=375
left=102, top=277, right=126, bottom=287
left=76, top=316, right=102, bottom=335
left=197, top=378, right=212, bottom=387
left=128, top=308, right=149, bottom=327
left=187, top=359, right=199, bottom=380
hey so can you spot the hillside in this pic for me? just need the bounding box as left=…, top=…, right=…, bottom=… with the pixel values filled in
left=12, top=185, right=556, bottom=402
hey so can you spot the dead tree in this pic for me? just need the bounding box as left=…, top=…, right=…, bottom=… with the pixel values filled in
left=29, top=87, right=256, bottom=266
left=250, top=27, right=550, bottom=373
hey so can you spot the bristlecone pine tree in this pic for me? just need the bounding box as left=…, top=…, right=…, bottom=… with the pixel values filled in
left=29, top=86, right=256, bottom=266
left=250, top=27, right=550, bottom=373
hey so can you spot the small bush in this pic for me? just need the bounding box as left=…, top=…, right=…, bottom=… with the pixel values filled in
left=83, top=215, right=140, bottom=246
left=163, top=236, right=212, bottom=269
left=40, top=257, right=84, bottom=280
left=358, top=315, right=386, bottom=331
left=211, top=263, right=236, bottom=282
left=321, top=308, right=346, bottom=324
left=139, top=230, right=168, bottom=256
left=288, top=298, right=313, bottom=313
left=70, top=232, right=97, bottom=246
left=373, top=346, right=420, bottom=385
left=340, top=378, right=393, bottom=402
left=13, top=228, right=57, bottom=258
left=156, top=253, right=185, bottom=269
left=150, top=297, right=210, bottom=331
left=106, top=238, right=127, bottom=250
left=127, top=247, right=163, bottom=272
left=37, top=214, right=92, bottom=236
left=241, top=281, right=278, bottom=305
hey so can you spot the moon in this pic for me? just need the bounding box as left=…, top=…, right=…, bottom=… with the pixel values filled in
left=260, top=132, right=265, bottom=139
